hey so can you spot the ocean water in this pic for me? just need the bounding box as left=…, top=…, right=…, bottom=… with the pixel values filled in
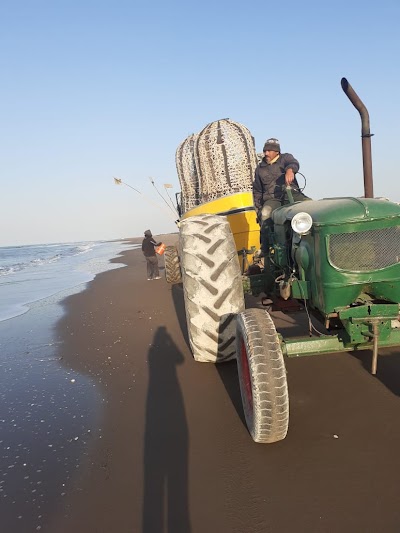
left=0, top=240, right=136, bottom=322
left=0, top=239, right=137, bottom=531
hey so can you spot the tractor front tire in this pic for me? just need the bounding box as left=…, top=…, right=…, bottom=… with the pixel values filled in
left=164, top=245, right=182, bottom=284
left=236, top=308, right=289, bottom=443
left=179, top=214, right=245, bottom=363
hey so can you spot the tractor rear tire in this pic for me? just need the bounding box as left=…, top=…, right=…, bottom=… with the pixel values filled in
left=179, top=214, right=245, bottom=363
left=236, top=308, right=289, bottom=443
left=164, top=245, right=182, bottom=284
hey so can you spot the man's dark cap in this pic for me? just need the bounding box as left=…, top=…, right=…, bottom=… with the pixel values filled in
left=263, top=138, right=281, bottom=152
left=144, top=230, right=152, bottom=237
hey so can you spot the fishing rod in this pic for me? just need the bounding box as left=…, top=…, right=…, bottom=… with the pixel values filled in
left=163, top=183, right=179, bottom=214
left=113, top=177, right=176, bottom=221
left=148, top=177, right=179, bottom=217
left=113, top=177, right=141, bottom=193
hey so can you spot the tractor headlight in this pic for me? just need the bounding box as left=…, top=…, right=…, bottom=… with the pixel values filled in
left=291, top=212, right=313, bottom=235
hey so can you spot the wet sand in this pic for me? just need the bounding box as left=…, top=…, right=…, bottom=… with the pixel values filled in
left=22, top=236, right=400, bottom=532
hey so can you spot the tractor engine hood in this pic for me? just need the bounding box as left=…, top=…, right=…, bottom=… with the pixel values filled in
left=272, top=197, right=400, bottom=228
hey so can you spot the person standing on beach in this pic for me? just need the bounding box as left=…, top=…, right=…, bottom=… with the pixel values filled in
left=141, top=230, right=161, bottom=281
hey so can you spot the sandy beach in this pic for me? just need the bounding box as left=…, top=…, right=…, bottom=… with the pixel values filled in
left=49, top=233, right=188, bottom=533
left=4, top=235, right=400, bottom=533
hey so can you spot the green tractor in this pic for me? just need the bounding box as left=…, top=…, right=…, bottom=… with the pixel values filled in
left=168, top=78, right=400, bottom=444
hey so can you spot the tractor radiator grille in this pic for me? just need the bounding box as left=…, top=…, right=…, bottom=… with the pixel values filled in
left=328, top=227, right=400, bottom=271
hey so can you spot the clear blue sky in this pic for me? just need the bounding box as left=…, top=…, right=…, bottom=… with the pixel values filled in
left=1, top=0, right=399, bottom=246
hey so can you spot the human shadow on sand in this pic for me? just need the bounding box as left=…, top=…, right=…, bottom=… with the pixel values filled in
left=142, top=326, right=191, bottom=533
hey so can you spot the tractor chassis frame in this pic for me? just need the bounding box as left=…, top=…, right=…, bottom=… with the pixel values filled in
left=242, top=272, right=400, bottom=374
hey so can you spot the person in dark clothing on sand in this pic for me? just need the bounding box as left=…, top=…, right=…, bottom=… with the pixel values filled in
left=253, top=137, right=310, bottom=252
left=141, top=230, right=161, bottom=281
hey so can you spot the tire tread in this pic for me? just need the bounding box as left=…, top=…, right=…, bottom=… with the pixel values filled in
left=180, top=214, right=245, bottom=363
left=236, top=308, right=289, bottom=443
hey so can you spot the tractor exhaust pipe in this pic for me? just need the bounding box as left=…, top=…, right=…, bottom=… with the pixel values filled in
left=341, top=78, right=374, bottom=198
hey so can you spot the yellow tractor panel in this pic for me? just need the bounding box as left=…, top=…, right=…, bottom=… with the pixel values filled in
left=182, top=192, right=260, bottom=264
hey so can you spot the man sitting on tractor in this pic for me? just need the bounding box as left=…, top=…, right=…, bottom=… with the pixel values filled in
left=253, top=138, right=310, bottom=253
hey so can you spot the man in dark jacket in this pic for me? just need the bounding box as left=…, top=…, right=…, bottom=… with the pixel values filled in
left=141, top=230, right=161, bottom=280
left=253, top=138, right=309, bottom=252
